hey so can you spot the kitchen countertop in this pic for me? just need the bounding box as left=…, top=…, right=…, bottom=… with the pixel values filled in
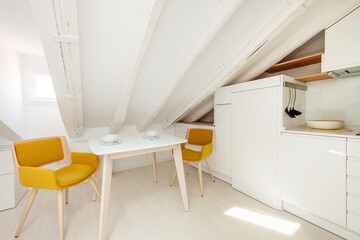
left=282, top=125, right=360, bottom=139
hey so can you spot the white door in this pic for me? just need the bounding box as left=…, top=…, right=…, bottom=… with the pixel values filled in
left=231, top=86, right=279, bottom=209
left=214, top=104, right=231, bottom=179
left=281, top=133, right=346, bottom=227
left=323, top=6, right=360, bottom=71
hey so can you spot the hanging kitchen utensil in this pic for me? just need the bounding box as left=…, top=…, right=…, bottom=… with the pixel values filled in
left=290, top=86, right=302, bottom=116
left=285, top=85, right=295, bottom=118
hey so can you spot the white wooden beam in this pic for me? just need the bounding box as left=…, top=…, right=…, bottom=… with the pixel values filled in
left=29, top=0, right=83, bottom=138
left=136, top=0, right=245, bottom=131
left=109, top=0, right=166, bottom=134
left=161, top=0, right=360, bottom=129
left=0, top=121, right=23, bottom=141
left=181, top=96, right=214, bottom=123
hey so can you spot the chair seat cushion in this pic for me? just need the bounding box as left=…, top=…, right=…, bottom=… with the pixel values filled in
left=182, top=149, right=202, bottom=161
left=55, top=164, right=95, bottom=187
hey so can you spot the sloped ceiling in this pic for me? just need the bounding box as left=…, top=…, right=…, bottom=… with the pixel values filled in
left=3, top=0, right=360, bottom=137
left=0, top=0, right=43, bottom=55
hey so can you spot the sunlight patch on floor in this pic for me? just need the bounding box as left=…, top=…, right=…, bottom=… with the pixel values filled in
left=224, top=207, right=301, bottom=235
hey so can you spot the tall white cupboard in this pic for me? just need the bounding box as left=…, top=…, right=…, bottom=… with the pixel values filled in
left=231, top=85, right=279, bottom=209
left=215, top=75, right=305, bottom=209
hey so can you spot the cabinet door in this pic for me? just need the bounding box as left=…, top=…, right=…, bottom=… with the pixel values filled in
left=323, top=6, right=360, bottom=71
left=214, top=104, right=231, bottom=178
left=281, top=134, right=346, bottom=227
left=231, top=87, right=279, bottom=209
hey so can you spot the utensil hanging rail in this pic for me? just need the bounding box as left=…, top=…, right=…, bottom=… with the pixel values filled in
left=283, top=82, right=307, bottom=91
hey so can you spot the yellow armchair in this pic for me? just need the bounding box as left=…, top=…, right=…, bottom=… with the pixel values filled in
left=11, top=136, right=101, bottom=240
left=170, top=128, right=215, bottom=196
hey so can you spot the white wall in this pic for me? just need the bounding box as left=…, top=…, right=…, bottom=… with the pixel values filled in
left=306, top=75, right=360, bottom=125
left=20, top=54, right=69, bottom=140
left=0, top=40, right=25, bottom=138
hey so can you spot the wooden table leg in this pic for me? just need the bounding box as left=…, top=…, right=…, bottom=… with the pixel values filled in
left=99, top=154, right=113, bottom=240
left=92, top=156, right=103, bottom=201
left=173, top=144, right=189, bottom=211
left=152, top=152, right=158, bottom=183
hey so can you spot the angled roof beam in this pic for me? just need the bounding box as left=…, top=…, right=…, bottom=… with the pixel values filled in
left=109, top=0, right=166, bottom=134
left=29, top=0, right=83, bottom=138
left=181, top=96, right=214, bottom=123
left=136, top=0, right=245, bottom=131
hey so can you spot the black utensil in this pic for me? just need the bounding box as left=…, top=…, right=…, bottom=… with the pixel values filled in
left=290, top=86, right=302, bottom=116
left=285, top=86, right=295, bottom=118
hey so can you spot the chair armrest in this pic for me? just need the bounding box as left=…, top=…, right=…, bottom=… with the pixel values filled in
left=71, top=152, right=98, bottom=169
left=18, top=166, right=58, bottom=189
left=200, top=143, right=213, bottom=160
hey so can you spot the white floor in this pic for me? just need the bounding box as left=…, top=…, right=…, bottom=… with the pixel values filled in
left=0, top=161, right=342, bottom=240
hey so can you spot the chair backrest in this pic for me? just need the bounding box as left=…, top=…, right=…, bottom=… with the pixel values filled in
left=11, top=136, right=71, bottom=175
left=187, top=128, right=213, bottom=145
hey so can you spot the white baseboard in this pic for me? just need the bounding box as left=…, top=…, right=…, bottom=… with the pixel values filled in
left=283, top=202, right=360, bottom=240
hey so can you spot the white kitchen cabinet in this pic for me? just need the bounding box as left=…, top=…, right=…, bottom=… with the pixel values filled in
left=214, top=104, right=231, bottom=180
left=347, top=138, right=360, bottom=234
left=281, top=133, right=346, bottom=227
left=231, top=85, right=279, bottom=209
left=0, top=150, right=27, bottom=211
left=323, top=6, right=360, bottom=72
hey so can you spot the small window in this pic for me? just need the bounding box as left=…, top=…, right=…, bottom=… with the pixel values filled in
left=29, top=69, right=56, bottom=103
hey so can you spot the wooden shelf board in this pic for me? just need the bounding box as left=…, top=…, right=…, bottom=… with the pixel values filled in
left=295, top=72, right=333, bottom=82
left=267, top=52, right=324, bottom=73
left=177, top=122, right=215, bottom=127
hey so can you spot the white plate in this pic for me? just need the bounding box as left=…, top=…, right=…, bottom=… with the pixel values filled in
left=143, top=135, right=160, bottom=140
left=99, top=139, right=123, bottom=146
left=307, top=120, right=344, bottom=130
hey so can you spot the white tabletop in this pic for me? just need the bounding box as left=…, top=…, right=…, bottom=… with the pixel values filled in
left=88, top=133, right=187, bottom=155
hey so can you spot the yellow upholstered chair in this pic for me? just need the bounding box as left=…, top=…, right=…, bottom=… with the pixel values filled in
left=170, top=128, right=215, bottom=196
left=11, top=136, right=101, bottom=240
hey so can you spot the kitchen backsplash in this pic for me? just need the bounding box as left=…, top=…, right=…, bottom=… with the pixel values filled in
left=306, top=75, right=360, bottom=125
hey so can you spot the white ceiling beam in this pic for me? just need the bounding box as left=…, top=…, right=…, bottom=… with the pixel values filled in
left=109, top=0, right=166, bottom=134
left=181, top=96, right=214, bottom=123
left=29, top=0, right=83, bottom=138
left=136, top=0, right=245, bottom=131
left=162, top=0, right=360, bottom=128
left=0, top=121, right=23, bottom=141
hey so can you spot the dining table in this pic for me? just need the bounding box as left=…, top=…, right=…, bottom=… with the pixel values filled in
left=88, top=133, right=189, bottom=240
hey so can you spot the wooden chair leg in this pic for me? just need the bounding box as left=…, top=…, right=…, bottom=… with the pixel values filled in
left=89, top=177, right=102, bottom=200
left=15, top=188, right=38, bottom=238
left=205, top=158, right=215, bottom=182
left=57, top=190, right=64, bottom=240
left=170, top=168, right=177, bottom=186
left=152, top=152, right=158, bottom=183
left=186, top=162, right=189, bottom=175
left=198, top=162, right=204, bottom=196
left=65, top=188, right=69, bottom=204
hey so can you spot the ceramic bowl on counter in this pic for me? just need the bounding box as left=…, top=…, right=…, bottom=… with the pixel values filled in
left=306, top=120, right=344, bottom=130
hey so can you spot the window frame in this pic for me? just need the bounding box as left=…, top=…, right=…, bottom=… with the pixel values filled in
left=21, top=55, right=57, bottom=106
left=29, top=68, right=57, bottom=104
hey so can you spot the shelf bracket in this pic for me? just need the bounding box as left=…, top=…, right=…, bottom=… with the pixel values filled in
left=283, top=82, right=307, bottom=91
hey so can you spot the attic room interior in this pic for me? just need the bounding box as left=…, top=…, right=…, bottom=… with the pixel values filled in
left=1, top=0, right=360, bottom=239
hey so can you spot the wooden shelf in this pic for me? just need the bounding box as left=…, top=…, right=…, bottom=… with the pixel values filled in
left=177, top=122, right=215, bottom=127
left=267, top=52, right=324, bottom=73
left=295, top=72, right=333, bottom=82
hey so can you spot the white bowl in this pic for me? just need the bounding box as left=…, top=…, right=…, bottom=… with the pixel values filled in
left=306, top=120, right=344, bottom=130
left=102, top=134, right=119, bottom=143
left=145, top=130, right=158, bottom=137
